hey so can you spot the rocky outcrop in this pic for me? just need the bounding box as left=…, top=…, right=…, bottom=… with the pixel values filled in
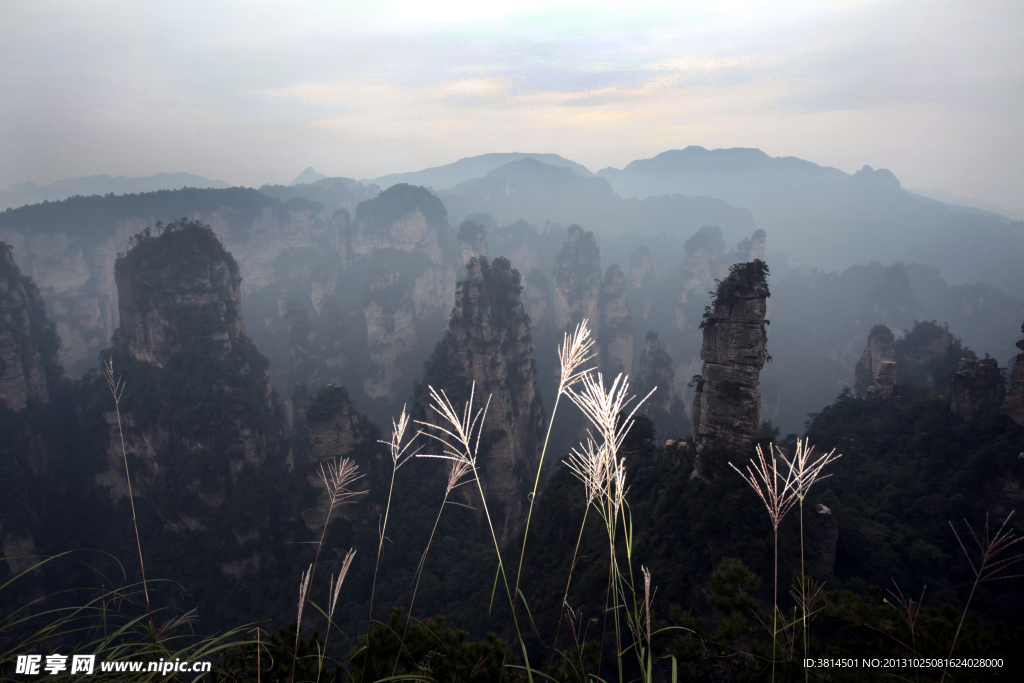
left=634, top=331, right=689, bottom=441
left=870, top=361, right=898, bottom=400
left=114, top=226, right=246, bottom=368
left=0, top=243, right=60, bottom=411
left=552, top=225, right=601, bottom=334
left=672, top=228, right=764, bottom=336
left=522, top=268, right=553, bottom=344
left=893, top=321, right=959, bottom=389
left=343, top=184, right=459, bottom=403
left=628, top=246, right=654, bottom=324
left=0, top=188, right=340, bottom=376
left=302, top=384, right=381, bottom=531
left=1002, top=321, right=1024, bottom=427
left=599, top=265, right=633, bottom=377
left=950, top=358, right=1005, bottom=421
left=854, top=325, right=896, bottom=398
left=420, top=257, right=545, bottom=546
left=691, top=260, right=770, bottom=458
left=748, top=229, right=766, bottom=261
left=678, top=227, right=724, bottom=311
left=457, top=220, right=487, bottom=265
left=98, top=220, right=283, bottom=549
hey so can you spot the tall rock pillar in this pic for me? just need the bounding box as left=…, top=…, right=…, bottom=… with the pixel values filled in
left=419, top=257, right=545, bottom=546
left=691, top=260, right=770, bottom=458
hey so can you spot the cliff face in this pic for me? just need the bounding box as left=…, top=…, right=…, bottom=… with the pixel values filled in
left=634, top=331, right=689, bottom=442
left=420, top=257, right=545, bottom=546
left=344, top=185, right=459, bottom=404
left=0, top=243, right=60, bottom=411
left=691, top=260, right=770, bottom=457
left=628, top=246, right=654, bottom=324
left=1002, top=321, right=1024, bottom=427
left=457, top=220, right=487, bottom=265
left=552, top=225, right=601, bottom=334
left=114, top=227, right=246, bottom=368
left=950, top=359, right=1005, bottom=421
left=599, top=264, right=634, bottom=377
left=98, top=220, right=284, bottom=563
left=853, top=325, right=896, bottom=398
left=522, top=268, right=553, bottom=343
left=0, top=188, right=337, bottom=377
left=302, top=385, right=382, bottom=531
left=677, top=227, right=724, bottom=314
left=0, top=243, right=62, bottom=574
left=894, top=320, right=959, bottom=389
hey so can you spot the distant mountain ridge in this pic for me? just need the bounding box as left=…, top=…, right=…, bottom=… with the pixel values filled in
left=0, top=172, right=230, bottom=211
left=594, top=146, right=1024, bottom=294
left=365, top=152, right=593, bottom=191
left=289, top=167, right=328, bottom=186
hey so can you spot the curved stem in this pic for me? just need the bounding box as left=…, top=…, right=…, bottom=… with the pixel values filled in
left=393, top=489, right=450, bottom=678
left=361, top=467, right=397, bottom=682
left=772, top=528, right=778, bottom=683
left=799, top=499, right=808, bottom=683
left=941, top=576, right=980, bottom=683
left=551, top=505, right=590, bottom=661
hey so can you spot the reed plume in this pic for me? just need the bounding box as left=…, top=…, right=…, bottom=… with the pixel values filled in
left=562, top=372, right=653, bottom=681
left=319, top=548, right=356, bottom=683
left=779, top=438, right=841, bottom=680
left=362, top=405, right=416, bottom=680
left=729, top=443, right=799, bottom=681
left=291, top=458, right=365, bottom=683
left=942, top=511, right=1023, bottom=682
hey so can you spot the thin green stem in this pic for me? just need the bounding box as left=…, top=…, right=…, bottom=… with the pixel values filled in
left=393, top=488, right=450, bottom=678
left=473, top=464, right=531, bottom=681
left=505, top=393, right=563, bottom=666
left=292, top=492, right=336, bottom=683
left=362, top=467, right=398, bottom=682
left=799, top=498, right=808, bottom=683
left=108, top=371, right=156, bottom=644
left=772, top=529, right=778, bottom=683
left=550, top=504, right=590, bottom=660
left=941, top=576, right=980, bottom=683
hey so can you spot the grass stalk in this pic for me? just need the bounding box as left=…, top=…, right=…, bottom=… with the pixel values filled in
left=507, top=321, right=595, bottom=667
left=362, top=407, right=415, bottom=682
left=729, top=442, right=801, bottom=683
left=942, top=511, right=1024, bottom=683
left=417, top=384, right=531, bottom=678
left=799, top=497, right=807, bottom=681
left=291, top=457, right=365, bottom=683
left=103, top=360, right=156, bottom=644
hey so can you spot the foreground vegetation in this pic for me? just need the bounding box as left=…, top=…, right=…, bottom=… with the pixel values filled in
left=3, top=317, right=1024, bottom=681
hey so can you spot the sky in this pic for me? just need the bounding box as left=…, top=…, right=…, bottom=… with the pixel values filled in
left=2, top=0, right=1022, bottom=209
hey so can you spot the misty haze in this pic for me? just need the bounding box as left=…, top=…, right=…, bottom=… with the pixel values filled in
left=1, top=2, right=1022, bottom=681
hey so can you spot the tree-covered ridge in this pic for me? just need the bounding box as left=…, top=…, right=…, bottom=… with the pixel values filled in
left=353, top=183, right=449, bottom=233
left=0, top=186, right=300, bottom=237
left=115, top=218, right=239, bottom=280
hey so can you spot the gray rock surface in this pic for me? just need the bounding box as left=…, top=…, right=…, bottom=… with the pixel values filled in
left=0, top=243, right=58, bottom=411
left=950, top=359, right=1005, bottom=421
left=691, top=260, right=770, bottom=457
left=599, top=264, right=633, bottom=377
left=1002, top=321, right=1024, bottom=427
left=425, top=257, right=545, bottom=546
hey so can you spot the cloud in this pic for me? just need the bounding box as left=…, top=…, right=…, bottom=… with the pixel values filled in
left=1, top=0, right=1022, bottom=206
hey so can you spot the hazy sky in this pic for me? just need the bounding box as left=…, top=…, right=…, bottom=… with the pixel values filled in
left=2, top=0, right=1021, bottom=207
